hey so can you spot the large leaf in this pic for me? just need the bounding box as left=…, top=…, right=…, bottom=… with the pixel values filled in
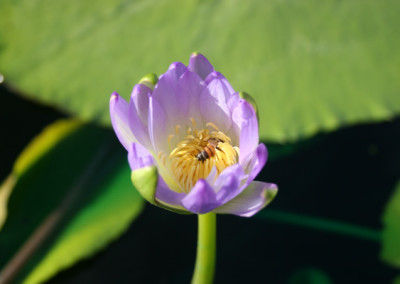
left=0, top=0, right=399, bottom=141
left=0, top=120, right=144, bottom=284
left=382, top=181, right=400, bottom=268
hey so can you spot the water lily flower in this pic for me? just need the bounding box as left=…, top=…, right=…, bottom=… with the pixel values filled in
left=110, top=53, right=277, bottom=216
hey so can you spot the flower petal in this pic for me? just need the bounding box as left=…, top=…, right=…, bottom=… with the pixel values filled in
left=148, top=94, right=169, bottom=153
left=188, top=52, right=214, bottom=80
left=181, top=179, right=219, bottom=214
left=200, top=72, right=235, bottom=132
left=153, top=62, right=189, bottom=123
left=232, top=99, right=259, bottom=165
left=213, top=164, right=248, bottom=204
left=177, top=70, right=207, bottom=127
left=155, top=177, right=186, bottom=208
left=129, top=84, right=152, bottom=148
left=150, top=63, right=190, bottom=151
left=214, top=181, right=278, bottom=217
left=244, top=143, right=268, bottom=184
left=128, top=142, right=154, bottom=171
left=109, top=92, right=136, bottom=150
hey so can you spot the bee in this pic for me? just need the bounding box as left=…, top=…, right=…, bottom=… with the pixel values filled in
left=196, top=138, right=224, bottom=161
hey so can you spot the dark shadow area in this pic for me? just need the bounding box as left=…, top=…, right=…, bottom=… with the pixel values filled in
left=0, top=84, right=67, bottom=181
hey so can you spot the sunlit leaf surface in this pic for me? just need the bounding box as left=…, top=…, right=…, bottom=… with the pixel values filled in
left=382, top=181, right=400, bottom=268
left=0, top=120, right=144, bottom=284
left=0, top=0, right=399, bottom=141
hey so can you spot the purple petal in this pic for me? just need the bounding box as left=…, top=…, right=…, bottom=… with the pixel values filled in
left=200, top=72, right=235, bottom=132
left=129, top=84, right=152, bottom=148
left=159, top=62, right=187, bottom=81
left=188, top=53, right=214, bottom=80
left=244, top=143, right=268, bottom=184
left=148, top=95, right=169, bottom=153
left=214, top=164, right=248, bottom=204
left=214, top=181, right=278, bottom=217
left=151, top=63, right=190, bottom=146
left=181, top=179, right=219, bottom=214
left=232, top=99, right=259, bottom=165
left=155, top=177, right=186, bottom=208
left=128, top=142, right=154, bottom=171
left=227, top=92, right=241, bottom=113
left=204, top=72, right=235, bottom=94
left=110, top=92, right=135, bottom=150
left=177, top=70, right=207, bottom=126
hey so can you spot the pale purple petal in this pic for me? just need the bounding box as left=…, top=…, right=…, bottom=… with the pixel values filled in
left=200, top=72, right=236, bottom=132
left=181, top=179, right=219, bottom=214
left=110, top=92, right=136, bottom=150
left=159, top=62, right=187, bottom=81
left=244, top=143, right=268, bottom=184
left=227, top=92, right=241, bottom=113
left=155, top=177, right=186, bottom=208
left=188, top=53, right=214, bottom=80
left=128, top=84, right=152, bottom=148
left=148, top=95, right=169, bottom=153
left=214, top=181, right=278, bottom=217
left=151, top=63, right=190, bottom=142
left=232, top=99, right=259, bottom=165
left=214, top=164, right=248, bottom=204
left=177, top=70, right=207, bottom=126
left=128, top=142, right=154, bottom=171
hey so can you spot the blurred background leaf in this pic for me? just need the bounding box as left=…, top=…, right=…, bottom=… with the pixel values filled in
left=0, top=119, right=144, bottom=283
left=0, top=0, right=399, bottom=141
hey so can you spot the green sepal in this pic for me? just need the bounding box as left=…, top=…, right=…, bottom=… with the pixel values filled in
left=139, top=73, right=158, bottom=90
left=131, top=166, right=191, bottom=214
left=239, top=91, right=259, bottom=123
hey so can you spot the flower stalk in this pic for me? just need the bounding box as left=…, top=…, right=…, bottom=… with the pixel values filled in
left=192, top=212, right=217, bottom=284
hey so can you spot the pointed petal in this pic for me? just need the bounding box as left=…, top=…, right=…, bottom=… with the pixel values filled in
left=129, top=84, right=152, bottom=148
left=148, top=94, right=169, bottom=153
left=128, top=143, right=154, bottom=171
left=109, top=92, right=135, bottom=150
left=214, top=164, right=247, bottom=204
left=214, top=181, right=278, bottom=217
left=200, top=72, right=235, bottom=132
left=181, top=179, right=219, bottom=214
left=244, top=143, right=268, bottom=183
left=232, top=99, right=259, bottom=165
left=177, top=70, right=206, bottom=127
left=153, top=62, right=189, bottom=123
left=188, top=52, right=214, bottom=80
left=150, top=63, right=190, bottom=152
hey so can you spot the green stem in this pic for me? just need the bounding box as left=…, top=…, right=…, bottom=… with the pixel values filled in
left=191, top=212, right=217, bottom=284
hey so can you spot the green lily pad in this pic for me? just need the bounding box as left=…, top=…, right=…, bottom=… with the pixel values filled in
left=0, top=120, right=144, bottom=284
left=382, top=181, right=400, bottom=268
left=0, top=0, right=399, bottom=141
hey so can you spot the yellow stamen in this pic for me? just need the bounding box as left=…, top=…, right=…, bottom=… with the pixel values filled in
left=167, top=121, right=238, bottom=193
left=206, top=122, right=219, bottom=131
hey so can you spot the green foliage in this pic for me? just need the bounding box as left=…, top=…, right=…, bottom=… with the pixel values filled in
left=0, top=120, right=144, bottom=284
left=0, top=0, right=399, bottom=141
left=382, top=181, right=400, bottom=268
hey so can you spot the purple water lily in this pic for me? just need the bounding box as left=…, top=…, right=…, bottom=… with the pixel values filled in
left=110, top=53, right=277, bottom=216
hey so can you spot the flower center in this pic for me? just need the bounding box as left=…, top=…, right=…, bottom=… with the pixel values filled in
left=167, top=123, right=238, bottom=193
